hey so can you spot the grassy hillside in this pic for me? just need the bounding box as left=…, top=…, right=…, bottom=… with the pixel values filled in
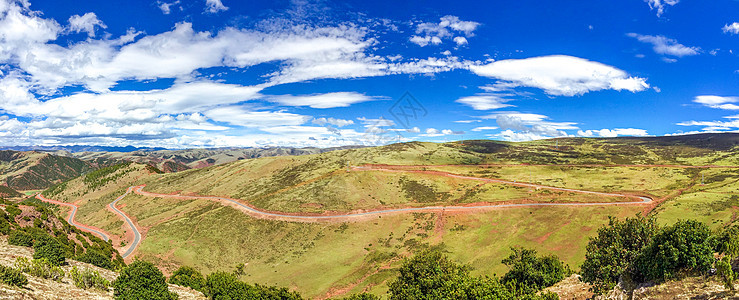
left=37, top=133, right=739, bottom=298
left=0, top=150, right=105, bottom=191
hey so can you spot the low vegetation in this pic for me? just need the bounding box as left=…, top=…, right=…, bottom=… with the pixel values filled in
left=70, top=266, right=110, bottom=291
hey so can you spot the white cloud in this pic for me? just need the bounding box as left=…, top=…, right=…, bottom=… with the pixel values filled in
left=480, top=112, right=578, bottom=141
left=470, top=55, right=649, bottom=96
left=204, top=107, right=309, bottom=127
left=577, top=128, right=649, bottom=137
left=410, top=15, right=479, bottom=47
left=68, top=13, right=106, bottom=37
left=627, top=33, right=700, bottom=57
left=205, top=0, right=228, bottom=13
left=268, top=92, right=384, bottom=109
left=471, top=126, right=498, bottom=131
left=456, top=94, right=512, bottom=110
left=494, top=130, right=553, bottom=142
left=724, top=23, right=739, bottom=35
left=693, top=95, right=739, bottom=110
left=645, top=0, right=679, bottom=17
left=311, top=117, right=354, bottom=127
left=420, top=127, right=463, bottom=137
left=157, top=1, right=180, bottom=14
left=453, top=36, right=468, bottom=46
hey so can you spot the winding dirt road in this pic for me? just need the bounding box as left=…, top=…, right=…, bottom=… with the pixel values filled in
left=35, top=194, right=110, bottom=242
left=36, top=188, right=140, bottom=259
left=133, top=166, right=654, bottom=223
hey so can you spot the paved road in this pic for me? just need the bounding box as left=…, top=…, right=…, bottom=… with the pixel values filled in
left=108, top=186, right=140, bottom=259
left=132, top=166, right=653, bottom=223
left=35, top=194, right=110, bottom=241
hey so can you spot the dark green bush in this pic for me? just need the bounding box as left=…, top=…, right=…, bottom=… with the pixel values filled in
left=0, top=264, right=27, bottom=287
left=112, top=261, right=177, bottom=300
left=76, top=250, right=115, bottom=270
left=388, top=250, right=512, bottom=300
left=8, top=230, right=33, bottom=247
left=580, top=215, right=657, bottom=294
left=714, top=225, right=739, bottom=257
left=501, top=247, right=571, bottom=295
left=633, top=220, right=714, bottom=282
left=33, top=235, right=66, bottom=266
left=169, top=266, right=205, bottom=292
left=339, top=293, right=380, bottom=300
left=203, top=271, right=302, bottom=300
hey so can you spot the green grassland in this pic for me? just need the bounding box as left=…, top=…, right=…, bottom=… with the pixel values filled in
left=653, top=168, right=739, bottom=229
left=38, top=134, right=739, bottom=298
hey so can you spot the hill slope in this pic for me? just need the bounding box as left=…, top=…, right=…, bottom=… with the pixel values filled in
left=0, top=150, right=113, bottom=191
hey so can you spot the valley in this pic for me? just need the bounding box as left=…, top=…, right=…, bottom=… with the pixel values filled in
left=10, top=134, right=738, bottom=298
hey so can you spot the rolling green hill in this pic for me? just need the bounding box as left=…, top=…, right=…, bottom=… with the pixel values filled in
left=36, top=133, right=739, bottom=298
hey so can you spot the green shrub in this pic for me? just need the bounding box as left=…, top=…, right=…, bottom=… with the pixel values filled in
left=76, top=250, right=115, bottom=270
left=169, top=266, right=205, bottom=292
left=714, top=225, right=739, bottom=257
left=14, top=257, right=65, bottom=281
left=633, top=220, right=714, bottom=282
left=717, top=256, right=735, bottom=291
left=112, top=261, right=177, bottom=300
left=5, top=205, right=21, bottom=220
left=0, top=264, right=27, bottom=287
left=580, top=215, right=657, bottom=294
left=70, top=266, right=110, bottom=291
left=501, top=247, right=571, bottom=295
left=204, top=271, right=255, bottom=299
left=387, top=250, right=512, bottom=300
left=33, top=235, right=66, bottom=266
left=8, top=230, right=33, bottom=247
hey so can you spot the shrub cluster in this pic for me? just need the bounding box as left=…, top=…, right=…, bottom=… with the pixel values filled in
left=0, top=264, right=27, bottom=287
left=70, top=266, right=110, bottom=291
left=581, top=216, right=739, bottom=294
left=14, top=257, right=65, bottom=282
left=112, top=261, right=178, bottom=300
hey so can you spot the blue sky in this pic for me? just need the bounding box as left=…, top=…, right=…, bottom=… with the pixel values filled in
left=0, top=0, right=738, bottom=148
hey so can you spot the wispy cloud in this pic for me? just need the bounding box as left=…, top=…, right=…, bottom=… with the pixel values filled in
left=628, top=33, right=700, bottom=57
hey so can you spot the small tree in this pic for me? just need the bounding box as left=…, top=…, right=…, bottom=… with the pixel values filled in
left=633, top=220, right=714, bottom=282
left=501, top=247, right=571, bottom=295
left=204, top=271, right=255, bottom=299
left=388, top=250, right=512, bottom=300
left=112, top=261, right=177, bottom=300
left=169, top=266, right=206, bottom=292
left=8, top=230, right=33, bottom=247
left=76, top=250, right=115, bottom=270
left=33, top=235, right=66, bottom=266
left=0, top=264, right=27, bottom=287
left=717, top=256, right=735, bottom=291
left=580, top=215, right=657, bottom=294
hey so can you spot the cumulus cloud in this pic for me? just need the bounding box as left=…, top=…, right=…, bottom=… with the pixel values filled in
left=470, top=55, right=649, bottom=96
left=645, top=0, right=679, bottom=17
left=455, top=94, right=512, bottom=110
left=692, top=95, right=739, bottom=110
left=68, top=13, right=106, bottom=37
left=577, top=128, right=649, bottom=137
left=627, top=33, right=700, bottom=57
left=205, top=0, right=228, bottom=13
left=410, top=15, right=479, bottom=47
left=481, top=112, right=577, bottom=141
left=724, top=22, right=739, bottom=35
